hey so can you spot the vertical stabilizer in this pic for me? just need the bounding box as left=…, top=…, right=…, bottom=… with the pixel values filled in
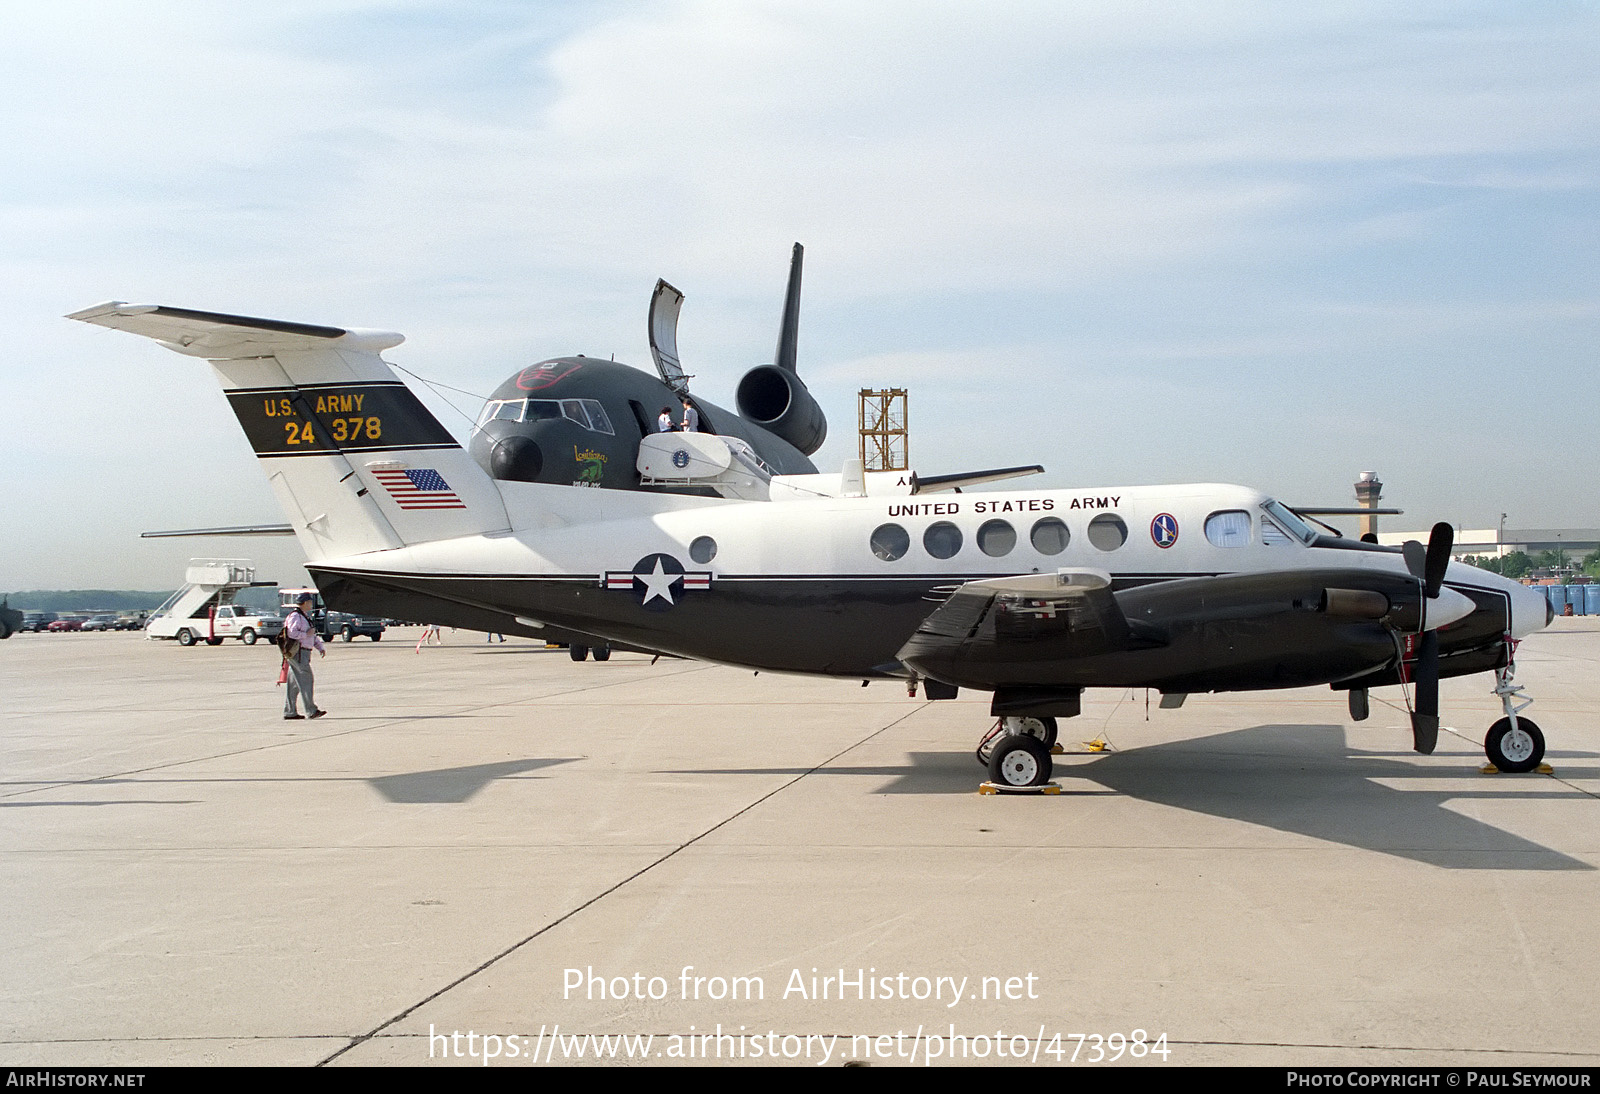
left=773, top=242, right=803, bottom=374
left=68, top=303, right=510, bottom=562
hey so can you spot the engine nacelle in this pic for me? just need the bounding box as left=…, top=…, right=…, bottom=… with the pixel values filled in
left=735, top=365, right=827, bottom=456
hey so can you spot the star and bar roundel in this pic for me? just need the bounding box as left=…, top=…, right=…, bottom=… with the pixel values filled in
left=603, top=554, right=713, bottom=611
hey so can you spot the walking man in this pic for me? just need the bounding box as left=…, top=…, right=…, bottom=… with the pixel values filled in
left=282, top=594, right=327, bottom=720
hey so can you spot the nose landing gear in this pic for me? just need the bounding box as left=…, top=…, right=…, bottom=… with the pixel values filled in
left=1486, top=655, right=1546, bottom=773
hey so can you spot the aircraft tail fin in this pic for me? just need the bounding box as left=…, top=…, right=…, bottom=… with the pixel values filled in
left=773, top=242, right=803, bottom=374
left=68, top=303, right=510, bottom=563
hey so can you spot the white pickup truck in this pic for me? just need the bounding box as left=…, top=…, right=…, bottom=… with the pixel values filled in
left=147, top=604, right=285, bottom=646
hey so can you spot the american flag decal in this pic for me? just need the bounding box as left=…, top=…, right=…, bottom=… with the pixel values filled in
left=371, top=468, right=468, bottom=509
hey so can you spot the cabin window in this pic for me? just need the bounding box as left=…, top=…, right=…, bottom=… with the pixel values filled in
left=1204, top=510, right=1251, bottom=547
left=1087, top=513, right=1128, bottom=551
left=690, top=536, right=717, bottom=564
left=924, top=521, right=963, bottom=560
left=871, top=523, right=910, bottom=562
left=977, top=519, right=1016, bottom=557
left=1030, top=517, right=1070, bottom=555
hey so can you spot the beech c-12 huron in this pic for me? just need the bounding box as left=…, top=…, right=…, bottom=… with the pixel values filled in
left=70, top=262, right=1555, bottom=788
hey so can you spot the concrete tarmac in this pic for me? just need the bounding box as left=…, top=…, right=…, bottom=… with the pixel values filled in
left=2, top=622, right=1597, bottom=1067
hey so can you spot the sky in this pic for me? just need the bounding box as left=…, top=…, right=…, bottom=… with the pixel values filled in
left=4, top=1, right=1599, bottom=589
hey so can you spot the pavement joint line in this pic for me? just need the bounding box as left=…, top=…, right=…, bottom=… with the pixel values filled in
left=313, top=704, right=929, bottom=1067
left=153, top=1028, right=1592, bottom=1061
left=0, top=663, right=715, bottom=803
left=2, top=1032, right=1596, bottom=1063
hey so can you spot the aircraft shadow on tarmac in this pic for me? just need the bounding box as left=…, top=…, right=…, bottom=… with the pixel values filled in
left=672, top=723, right=1595, bottom=871
left=368, top=758, right=578, bottom=803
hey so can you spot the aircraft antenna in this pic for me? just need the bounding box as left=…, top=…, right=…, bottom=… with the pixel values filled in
left=858, top=388, right=908, bottom=472
left=387, top=360, right=490, bottom=430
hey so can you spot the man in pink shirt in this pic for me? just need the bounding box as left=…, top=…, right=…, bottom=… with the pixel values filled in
left=282, top=594, right=327, bottom=720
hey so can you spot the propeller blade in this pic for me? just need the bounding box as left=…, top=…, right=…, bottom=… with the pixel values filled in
left=1402, top=540, right=1426, bottom=584
left=1400, top=524, right=1452, bottom=753
left=1410, top=629, right=1440, bottom=754
left=1423, top=521, right=1453, bottom=598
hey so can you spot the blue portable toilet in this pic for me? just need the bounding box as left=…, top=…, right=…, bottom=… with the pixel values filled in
left=1545, top=586, right=1568, bottom=616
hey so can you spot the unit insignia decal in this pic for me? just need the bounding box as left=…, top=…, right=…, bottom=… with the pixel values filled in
left=1151, top=513, right=1179, bottom=549
left=515, top=361, right=583, bottom=391
left=603, top=553, right=712, bottom=610
left=671, top=448, right=691, bottom=469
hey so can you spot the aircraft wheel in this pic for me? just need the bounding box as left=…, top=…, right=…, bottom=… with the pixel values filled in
left=1001, top=714, right=1058, bottom=749
left=1348, top=687, right=1369, bottom=722
left=177, top=629, right=196, bottom=647
left=592, top=645, right=611, bottom=662
left=987, top=734, right=1053, bottom=788
left=569, top=644, right=589, bottom=662
left=1486, top=717, right=1545, bottom=774
left=241, top=629, right=257, bottom=645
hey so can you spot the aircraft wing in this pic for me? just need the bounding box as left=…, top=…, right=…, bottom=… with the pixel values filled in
left=911, top=465, right=1044, bottom=493
left=897, top=569, right=1145, bottom=672
left=141, top=524, right=296, bottom=538
left=66, top=302, right=403, bottom=358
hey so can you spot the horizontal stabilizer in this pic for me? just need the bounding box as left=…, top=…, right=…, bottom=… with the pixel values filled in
left=912, top=465, right=1044, bottom=494
left=67, top=302, right=402, bottom=359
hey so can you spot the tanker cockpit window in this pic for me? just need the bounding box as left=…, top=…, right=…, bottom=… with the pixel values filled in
left=476, top=398, right=614, bottom=435
left=582, top=401, right=615, bottom=435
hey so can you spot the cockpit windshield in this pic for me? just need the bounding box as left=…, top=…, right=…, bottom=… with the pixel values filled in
left=1260, top=499, right=1316, bottom=545
left=474, top=398, right=615, bottom=436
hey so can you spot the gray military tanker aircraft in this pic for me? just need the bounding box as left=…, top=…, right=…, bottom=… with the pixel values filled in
left=70, top=289, right=1554, bottom=788
left=470, top=243, right=826, bottom=492
left=467, top=244, right=1036, bottom=503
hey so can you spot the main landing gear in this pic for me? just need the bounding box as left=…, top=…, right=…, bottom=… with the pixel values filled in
left=568, top=643, right=611, bottom=662
left=1485, top=659, right=1545, bottom=774
left=977, top=716, right=1060, bottom=789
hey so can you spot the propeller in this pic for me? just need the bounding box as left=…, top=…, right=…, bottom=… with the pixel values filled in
left=1402, top=522, right=1453, bottom=754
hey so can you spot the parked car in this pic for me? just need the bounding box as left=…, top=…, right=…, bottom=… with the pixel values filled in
left=21, top=612, right=58, bottom=632
left=47, top=619, right=83, bottom=632
left=80, top=615, right=118, bottom=632
left=326, top=612, right=385, bottom=642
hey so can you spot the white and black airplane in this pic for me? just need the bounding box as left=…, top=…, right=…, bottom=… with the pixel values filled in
left=69, top=297, right=1554, bottom=788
